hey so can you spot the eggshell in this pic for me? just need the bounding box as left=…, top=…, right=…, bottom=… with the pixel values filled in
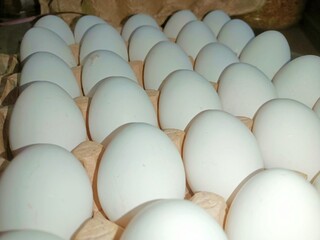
left=158, top=69, right=221, bottom=130
left=0, top=144, right=93, bottom=239
left=121, top=13, right=160, bottom=42
left=218, top=62, right=277, bottom=118
left=183, top=110, right=264, bottom=200
left=82, top=50, right=138, bottom=95
left=34, top=15, right=75, bottom=45
left=20, top=27, right=77, bottom=67
left=202, top=10, right=231, bottom=37
left=240, top=30, right=291, bottom=79
left=273, top=55, right=320, bottom=108
left=80, top=23, right=128, bottom=64
left=74, top=15, right=106, bottom=43
left=225, top=169, right=320, bottom=240
left=0, top=230, right=64, bottom=240
left=128, top=26, right=169, bottom=61
left=97, top=123, right=186, bottom=225
left=194, top=42, right=239, bottom=83
left=163, top=10, right=197, bottom=39
left=144, top=41, right=193, bottom=90
left=9, top=81, right=87, bottom=153
left=313, top=98, right=320, bottom=117
left=312, top=172, right=320, bottom=192
left=176, top=20, right=216, bottom=60
left=88, top=77, right=158, bottom=143
left=217, top=19, right=254, bottom=56
left=252, top=98, right=320, bottom=180
left=20, top=52, right=81, bottom=98
left=120, top=199, right=228, bottom=240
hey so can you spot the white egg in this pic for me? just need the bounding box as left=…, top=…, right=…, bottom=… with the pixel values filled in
left=97, top=123, right=186, bottom=226
left=144, top=41, right=193, bottom=90
left=74, top=15, right=106, bottom=43
left=217, top=19, right=254, bottom=56
left=194, top=42, right=239, bottom=83
left=82, top=50, right=138, bottom=95
left=129, top=25, right=169, bottom=61
left=240, top=30, right=291, bottom=79
left=176, top=20, right=216, bottom=60
left=88, top=77, right=158, bottom=143
left=9, top=81, right=87, bottom=153
left=20, top=52, right=81, bottom=98
left=218, top=62, right=277, bottom=118
left=273, top=55, right=320, bottom=108
left=20, top=27, right=77, bottom=67
left=163, top=10, right=197, bottom=39
left=183, top=110, right=264, bottom=200
left=0, top=144, right=93, bottom=239
left=159, top=69, right=221, bottom=130
left=80, top=23, right=128, bottom=64
left=225, top=169, right=320, bottom=240
left=313, top=97, right=320, bottom=118
left=120, top=199, right=228, bottom=240
left=252, top=98, right=320, bottom=180
left=34, top=15, right=75, bottom=45
left=121, top=13, right=160, bottom=42
left=0, top=230, right=64, bottom=240
left=202, top=10, right=230, bottom=36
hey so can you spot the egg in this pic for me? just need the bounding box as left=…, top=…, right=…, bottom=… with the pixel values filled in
left=9, top=81, right=87, bottom=153
left=183, top=110, right=264, bottom=200
left=128, top=25, right=169, bottom=61
left=144, top=41, right=193, bottom=90
left=121, top=13, right=160, bottom=42
left=163, top=10, right=197, bottom=39
left=34, top=15, right=75, bottom=45
left=0, top=230, right=64, bottom=240
left=74, top=15, right=106, bottom=43
left=0, top=144, right=93, bottom=239
left=120, top=199, right=228, bottom=240
left=97, top=123, right=186, bottom=226
left=20, top=27, right=77, bottom=67
left=313, top=97, right=320, bottom=117
left=225, top=169, right=320, bottom=240
left=273, top=55, right=320, bottom=108
left=176, top=20, right=216, bottom=60
left=82, top=50, right=138, bottom=95
left=217, top=19, right=254, bottom=56
left=20, top=52, right=81, bottom=98
left=252, top=98, right=320, bottom=180
left=202, top=10, right=231, bottom=37
left=158, top=69, right=221, bottom=130
left=312, top=172, right=320, bottom=192
left=218, top=62, right=277, bottom=118
left=88, top=77, right=158, bottom=143
left=80, top=23, right=128, bottom=64
left=194, top=42, right=239, bottom=83
left=240, top=30, right=291, bottom=79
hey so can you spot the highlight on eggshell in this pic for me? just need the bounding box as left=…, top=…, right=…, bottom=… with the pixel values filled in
left=74, top=15, right=107, bottom=43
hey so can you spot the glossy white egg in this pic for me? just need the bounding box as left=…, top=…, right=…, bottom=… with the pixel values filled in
left=202, top=10, right=230, bottom=36
left=0, top=230, right=64, bottom=240
left=74, top=15, right=106, bottom=43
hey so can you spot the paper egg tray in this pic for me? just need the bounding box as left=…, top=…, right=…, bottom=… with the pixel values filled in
left=0, top=29, right=255, bottom=239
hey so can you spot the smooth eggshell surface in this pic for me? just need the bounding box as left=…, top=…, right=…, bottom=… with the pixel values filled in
left=313, top=97, right=320, bottom=118
left=144, top=41, right=193, bottom=90
left=20, top=52, right=81, bottom=98
left=0, top=144, right=93, bottom=239
left=225, top=169, right=320, bottom=240
left=97, top=123, right=186, bottom=225
left=0, top=230, right=64, bottom=240
left=273, top=55, right=320, bottom=108
left=80, top=23, right=128, bottom=64
left=82, top=50, right=138, bottom=96
left=218, top=62, right=277, bottom=118
left=194, top=42, right=239, bottom=83
left=202, top=10, right=231, bottom=37
left=34, top=15, right=75, bottom=45
left=20, top=27, right=77, bottom=67
left=183, top=110, right=264, bottom=200
left=240, top=30, right=291, bottom=79
left=88, top=77, right=158, bottom=143
left=74, top=15, right=106, bottom=43
left=120, top=199, right=228, bottom=240
left=252, top=98, right=320, bottom=180
left=158, top=69, right=221, bottom=130
left=9, top=81, right=87, bottom=153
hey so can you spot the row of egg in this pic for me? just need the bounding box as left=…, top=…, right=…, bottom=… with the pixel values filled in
left=1, top=10, right=320, bottom=240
